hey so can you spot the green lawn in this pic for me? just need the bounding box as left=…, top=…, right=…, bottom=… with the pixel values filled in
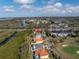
left=0, top=32, right=14, bottom=43
left=0, top=31, right=4, bottom=34
left=0, top=30, right=32, bottom=59
left=63, top=45, right=79, bottom=59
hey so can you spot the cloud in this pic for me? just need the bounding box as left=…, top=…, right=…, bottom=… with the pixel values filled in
left=12, top=0, right=79, bottom=16
left=38, top=2, right=64, bottom=14
left=18, top=1, right=79, bottom=15
left=20, top=4, right=31, bottom=9
left=66, top=5, right=79, bottom=13
left=17, top=0, right=79, bottom=16
left=14, top=0, right=36, bottom=4
left=20, top=4, right=35, bottom=13
left=37, top=2, right=79, bottom=15
left=14, top=0, right=62, bottom=13
left=54, top=2, right=63, bottom=7
left=3, top=6, right=15, bottom=12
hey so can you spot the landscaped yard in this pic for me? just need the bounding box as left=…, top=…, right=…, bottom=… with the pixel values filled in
left=63, top=45, right=79, bottom=59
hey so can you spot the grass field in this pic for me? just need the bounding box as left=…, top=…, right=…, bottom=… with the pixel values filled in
left=63, top=45, right=79, bottom=59
left=0, top=30, right=32, bottom=59
left=0, top=31, right=4, bottom=33
left=0, top=32, right=14, bottom=43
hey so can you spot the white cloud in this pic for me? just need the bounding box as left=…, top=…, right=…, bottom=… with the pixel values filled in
left=18, top=1, right=79, bottom=15
left=20, top=5, right=35, bottom=13
left=12, top=0, right=79, bottom=16
left=37, top=2, right=79, bottom=15
left=20, top=4, right=31, bottom=9
left=14, top=0, right=36, bottom=4
left=4, top=8, right=14, bottom=12
left=54, top=2, right=63, bottom=7
left=3, top=6, right=15, bottom=12
left=39, top=2, right=64, bottom=14
left=66, top=6, right=79, bottom=13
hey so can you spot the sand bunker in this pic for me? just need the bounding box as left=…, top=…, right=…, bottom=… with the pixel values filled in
left=76, top=51, right=79, bottom=54
left=62, top=44, right=69, bottom=47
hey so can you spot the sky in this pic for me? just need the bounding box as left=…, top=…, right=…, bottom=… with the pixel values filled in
left=0, top=0, right=79, bottom=17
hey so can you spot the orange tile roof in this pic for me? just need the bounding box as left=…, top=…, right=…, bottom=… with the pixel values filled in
left=35, top=38, right=44, bottom=42
left=35, top=49, right=48, bottom=56
left=40, top=49, right=48, bottom=56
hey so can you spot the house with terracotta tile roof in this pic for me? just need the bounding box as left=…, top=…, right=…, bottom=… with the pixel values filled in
left=35, top=37, right=44, bottom=44
left=40, top=49, right=49, bottom=59
left=35, top=27, right=42, bottom=33
left=35, top=49, right=49, bottom=59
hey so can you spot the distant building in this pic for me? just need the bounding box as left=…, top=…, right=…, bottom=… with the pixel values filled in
left=41, top=20, right=49, bottom=24
left=35, top=27, right=42, bottom=34
left=50, top=30, right=77, bottom=37
left=20, top=20, right=27, bottom=28
left=48, top=21, right=77, bottom=37
left=28, top=19, right=36, bottom=23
